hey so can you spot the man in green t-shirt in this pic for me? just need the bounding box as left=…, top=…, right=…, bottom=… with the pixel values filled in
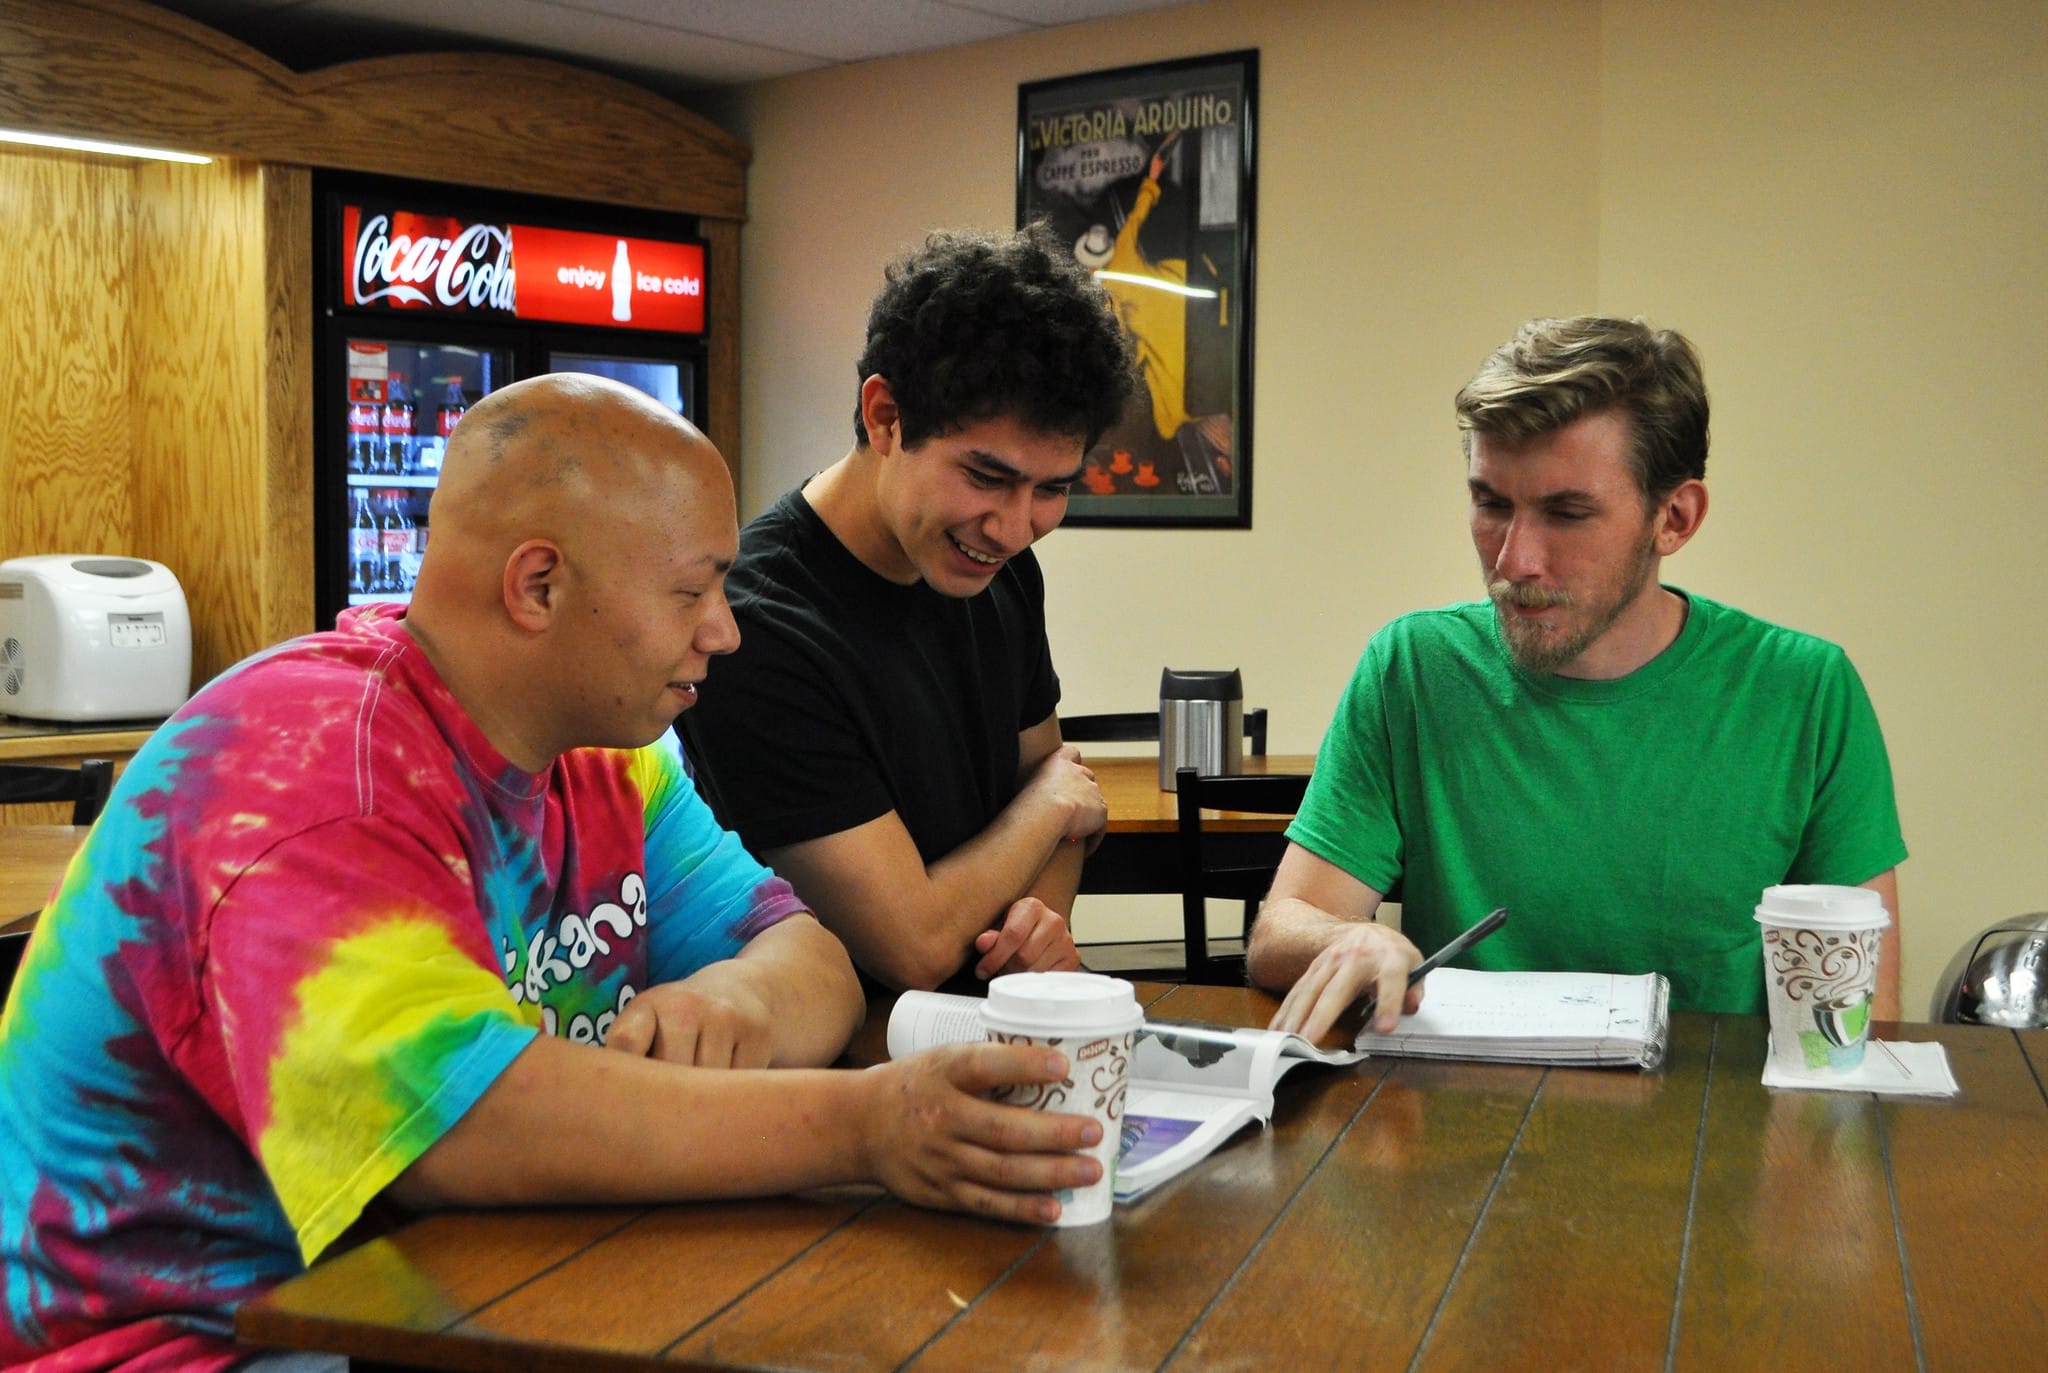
left=1252, top=317, right=1907, bottom=1037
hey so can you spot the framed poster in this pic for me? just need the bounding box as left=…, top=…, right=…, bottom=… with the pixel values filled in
left=1018, top=49, right=1257, bottom=528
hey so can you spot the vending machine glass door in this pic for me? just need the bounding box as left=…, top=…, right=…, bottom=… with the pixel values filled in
left=548, top=350, right=694, bottom=421
left=341, top=337, right=509, bottom=608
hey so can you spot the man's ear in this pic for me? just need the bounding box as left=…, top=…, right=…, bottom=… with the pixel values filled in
left=503, top=539, right=565, bottom=632
left=1654, top=479, right=1709, bottom=556
left=859, top=374, right=902, bottom=456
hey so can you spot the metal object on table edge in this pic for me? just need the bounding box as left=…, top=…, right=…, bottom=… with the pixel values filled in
left=1932, top=912, right=2048, bottom=1027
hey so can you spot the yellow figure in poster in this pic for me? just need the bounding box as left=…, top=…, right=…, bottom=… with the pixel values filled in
left=1076, top=142, right=1189, bottom=442
left=1075, top=130, right=1233, bottom=495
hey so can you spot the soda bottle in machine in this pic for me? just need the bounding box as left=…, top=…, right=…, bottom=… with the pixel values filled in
left=437, top=380, right=467, bottom=441
left=398, top=497, right=421, bottom=588
left=349, top=488, right=380, bottom=596
left=379, top=490, right=413, bottom=593
left=382, top=377, right=414, bottom=475
left=347, top=400, right=376, bottom=475
left=371, top=388, right=393, bottom=475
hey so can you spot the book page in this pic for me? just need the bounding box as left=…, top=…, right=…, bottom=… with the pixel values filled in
left=1369, top=968, right=1655, bottom=1041
left=1114, top=1089, right=1263, bottom=1199
left=885, top=992, right=1366, bottom=1199
left=887, top=996, right=1363, bottom=1103
left=1132, top=1023, right=1282, bottom=1100
left=1118, top=1113, right=1203, bottom=1173
left=885, top=991, right=988, bottom=1059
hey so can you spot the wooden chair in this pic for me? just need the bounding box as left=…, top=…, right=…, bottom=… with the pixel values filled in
left=1060, top=709, right=1269, bottom=981
left=0, top=759, right=114, bottom=826
left=1174, top=765, right=1312, bottom=985
left=0, top=928, right=26, bottom=1009
left=1059, top=707, right=1268, bottom=757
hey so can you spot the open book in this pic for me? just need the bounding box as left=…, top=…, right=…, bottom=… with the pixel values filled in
left=1353, top=967, right=1671, bottom=1069
left=887, top=991, right=1364, bottom=1202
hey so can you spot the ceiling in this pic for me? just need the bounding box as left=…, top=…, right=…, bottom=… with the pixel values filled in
left=146, top=0, right=1199, bottom=98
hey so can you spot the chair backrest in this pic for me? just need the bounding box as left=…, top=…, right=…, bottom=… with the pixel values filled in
left=0, top=759, right=115, bottom=826
left=1060, top=707, right=1268, bottom=756
left=1173, top=765, right=1310, bottom=985
left=0, top=928, right=27, bottom=1009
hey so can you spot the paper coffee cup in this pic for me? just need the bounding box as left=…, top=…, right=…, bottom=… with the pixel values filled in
left=980, top=971, right=1143, bottom=1227
left=1755, top=885, right=1888, bottom=1078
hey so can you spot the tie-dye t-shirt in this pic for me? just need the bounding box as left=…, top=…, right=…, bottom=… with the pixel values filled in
left=0, top=605, right=804, bottom=1370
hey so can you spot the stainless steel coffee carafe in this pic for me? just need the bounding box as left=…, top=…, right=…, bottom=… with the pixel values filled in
left=1159, top=668, right=1243, bottom=790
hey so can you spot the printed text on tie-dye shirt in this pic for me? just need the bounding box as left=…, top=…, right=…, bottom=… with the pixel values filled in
left=503, top=870, right=650, bottom=1044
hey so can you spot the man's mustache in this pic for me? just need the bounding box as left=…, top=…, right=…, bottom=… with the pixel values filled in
left=1488, top=579, right=1574, bottom=609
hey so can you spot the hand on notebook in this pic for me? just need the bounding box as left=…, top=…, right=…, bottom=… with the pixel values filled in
left=1268, top=922, right=1423, bottom=1041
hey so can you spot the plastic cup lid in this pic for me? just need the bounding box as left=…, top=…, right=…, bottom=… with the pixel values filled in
left=981, top=971, right=1141, bottom=1033
left=1754, top=883, right=1889, bottom=931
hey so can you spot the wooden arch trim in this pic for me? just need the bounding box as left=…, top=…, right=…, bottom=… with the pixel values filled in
left=0, top=0, right=749, bottom=219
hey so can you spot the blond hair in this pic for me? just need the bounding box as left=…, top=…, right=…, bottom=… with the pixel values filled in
left=1455, top=316, right=1709, bottom=504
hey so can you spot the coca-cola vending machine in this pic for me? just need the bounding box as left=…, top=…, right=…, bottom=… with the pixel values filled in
left=315, top=173, right=708, bottom=626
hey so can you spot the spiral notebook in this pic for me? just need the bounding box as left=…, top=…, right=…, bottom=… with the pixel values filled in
left=1354, top=967, right=1671, bottom=1069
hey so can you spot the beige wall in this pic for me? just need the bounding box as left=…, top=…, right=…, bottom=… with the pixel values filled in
left=706, top=0, right=2048, bottom=1021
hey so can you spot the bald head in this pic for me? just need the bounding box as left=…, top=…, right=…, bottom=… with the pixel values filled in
left=426, top=372, right=727, bottom=565
left=403, top=373, right=742, bottom=769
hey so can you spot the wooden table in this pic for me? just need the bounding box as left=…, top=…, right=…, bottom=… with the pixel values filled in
left=0, top=824, right=85, bottom=929
left=1080, top=754, right=1313, bottom=894
left=237, top=984, right=2048, bottom=1371
left=0, top=723, right=155, bottom=765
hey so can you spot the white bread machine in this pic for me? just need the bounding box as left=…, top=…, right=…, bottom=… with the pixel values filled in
left=0, top=555, right=192, bottom=722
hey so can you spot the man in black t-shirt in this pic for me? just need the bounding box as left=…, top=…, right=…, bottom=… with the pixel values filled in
left=680, top=227, right=1138, bottom=991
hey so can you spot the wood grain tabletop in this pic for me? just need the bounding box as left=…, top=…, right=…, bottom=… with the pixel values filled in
left=237, top=984, right=2048, bottom=1372
left=0, top=824, right=85, bottom=926
left=1090, top=754, right=1315, bottom=835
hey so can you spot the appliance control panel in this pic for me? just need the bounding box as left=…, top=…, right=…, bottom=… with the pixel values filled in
left=109, top=612, right=168, bottom=648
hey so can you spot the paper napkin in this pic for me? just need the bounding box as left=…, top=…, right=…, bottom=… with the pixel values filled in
left=1760, top=1040, right=1959, bottom=1097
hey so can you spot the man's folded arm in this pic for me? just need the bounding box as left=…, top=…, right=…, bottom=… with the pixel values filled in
left=968, top=713, right=1095, bottom=980
left=611, top=913, right=863, bottom=1069
left=763, top=797, right=1080, bottom=991
left=1014, top=710, right=1090, bottom=920
left=762, top=714, right=1100, bottom=991
left=724, top=913, right=866, bottom=1064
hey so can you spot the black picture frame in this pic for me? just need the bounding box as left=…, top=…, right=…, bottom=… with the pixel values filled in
left=1018, top=49, right=1258, bottom=528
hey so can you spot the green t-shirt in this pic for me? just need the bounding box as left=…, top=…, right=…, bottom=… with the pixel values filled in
left=1287, top=591, right=1907, bottom=1014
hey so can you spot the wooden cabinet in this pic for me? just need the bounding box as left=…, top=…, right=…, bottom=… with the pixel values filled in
left=0, top=0, right=747, bottom=686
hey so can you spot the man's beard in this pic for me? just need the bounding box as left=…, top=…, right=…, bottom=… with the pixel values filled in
left=1487, top=528, right=1658, bottom=675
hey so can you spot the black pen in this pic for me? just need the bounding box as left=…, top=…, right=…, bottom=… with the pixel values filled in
left=1362, top=908, right=1508, bottom=1017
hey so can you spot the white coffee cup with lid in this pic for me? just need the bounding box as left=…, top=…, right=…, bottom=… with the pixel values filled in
left=980, top=971, right=1143, bottom=1226
left=1755, top=884, right=1889, bottom=1077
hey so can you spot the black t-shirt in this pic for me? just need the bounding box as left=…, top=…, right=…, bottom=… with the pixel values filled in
left=679, top=489, right=1060, bottom=867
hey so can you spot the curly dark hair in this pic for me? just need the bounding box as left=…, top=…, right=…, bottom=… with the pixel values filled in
left=853, top=224, right=1137, bottom=452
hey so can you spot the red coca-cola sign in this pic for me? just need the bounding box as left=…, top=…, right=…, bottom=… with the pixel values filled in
left=341, top=203, right=705, bottom=335
left=345, top=206, right=515, bottom=314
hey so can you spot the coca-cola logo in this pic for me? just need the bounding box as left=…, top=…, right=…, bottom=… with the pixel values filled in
left=351, top=212, right=516, bottom=311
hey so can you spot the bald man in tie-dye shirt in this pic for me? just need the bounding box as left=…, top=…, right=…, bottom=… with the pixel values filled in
left=0, top=375, right=1109, bottom=1370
